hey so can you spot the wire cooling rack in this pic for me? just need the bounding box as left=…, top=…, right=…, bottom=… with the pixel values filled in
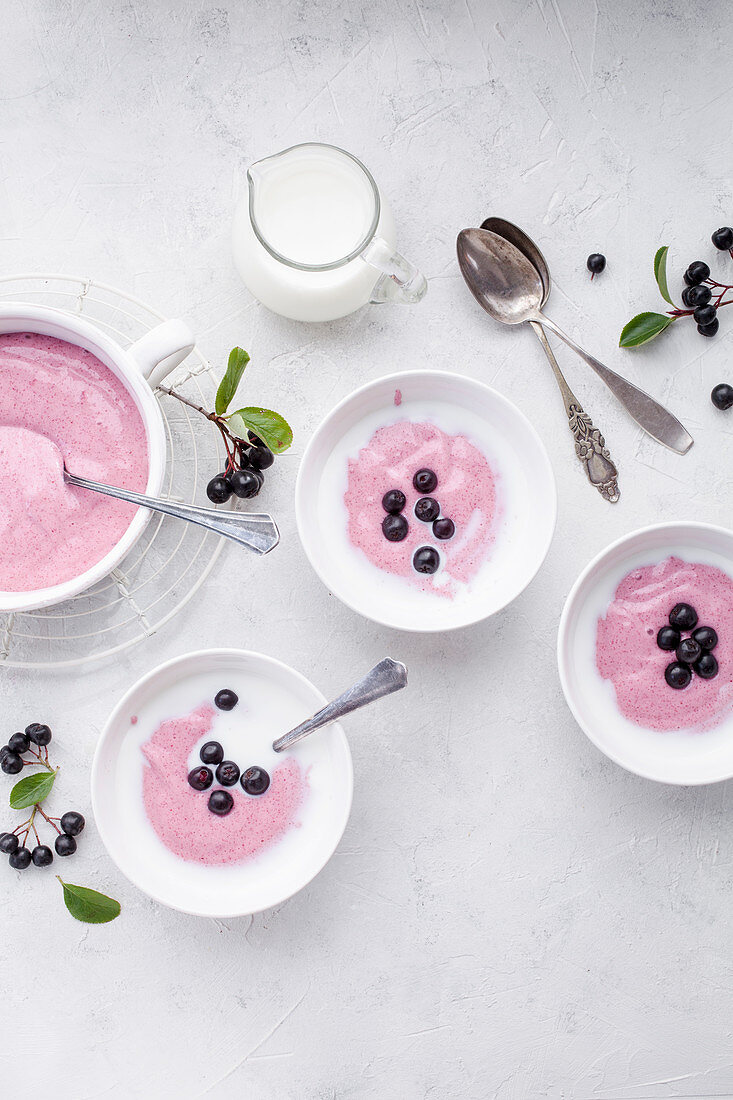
left=0, top=274, right=225, bottom=669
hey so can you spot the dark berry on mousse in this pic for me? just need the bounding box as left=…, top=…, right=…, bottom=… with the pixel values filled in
left=693, top=304, right=717, bottom=328
left=230, top=468, right=261, bottom=498
left=188, top=766, right=213, bottom=791
left=665, top=662, right=692, bottom=690
left=695, top=653, right=719, bottom=680
left=685, top=284, right=712, bottom=308
left=692, top=626, right=718, bottom=651
left=7, top=732, right=29, bottom=755
left=413, top=546, right=440, bottom=575
left=698, top=318, right=720, bottom=338
left=586, top=253, right=606, bottom=277
left=208, top=789, right=234, bottom=815
left=0, top=832, right=19, bottom=854
left=26, top=723, right=52, bottom=746
left=382, top=514, right=409, bottom=542
left=711, top=383, right=733, bottom=410
left=433, top=517, right=455, bottom=540
left=60, top=811, right=85, bottom=836
left=413, top=468, right=438, bottom=494
left=1, top=752, right=23, bottom=775
left=382, top=489, right=406, bottom=514
left=215, top=688, right=238, bottom=711
left=9, top=847, right=31, bottom=869
left=248, top=445, right=274, bottom=471
left=206, top=474, right=232, bottom=504
left=54, top=834, right=76, bottom=857
left=414, top=497, right=440, bottom=523
left=657, top=626, right=681, bottom=651
left=669, top=603, right=698, bottom=631
left=685, top=260, right=711, bottom=285
left=677, top=637, right=702, bottom=666
left=215, top=760, right=240, bottom=787
left=31, top=845, right=53, bottom=867
left=712, top=227, right=733, bottom=251
left=241, top=766, right=270, bottom=796
left=200, top=741, right=224, bottom=766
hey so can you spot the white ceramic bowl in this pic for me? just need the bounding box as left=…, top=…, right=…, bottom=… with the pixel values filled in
left=558, top=521, right=733, bottom=785
left=92, top=649, right=353, bottom=917
left=0, top=303, right=194, bottom=613
left=295, top=369, right=556, bottom=631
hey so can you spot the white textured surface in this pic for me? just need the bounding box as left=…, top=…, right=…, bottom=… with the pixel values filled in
left=2, top=1, right=733, bottom=1096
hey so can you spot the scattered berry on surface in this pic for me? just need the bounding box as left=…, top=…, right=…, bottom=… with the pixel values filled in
left=413, top=546, right=440, bottom=574
left=215, top=761, right=240, bottom=787
left=669, top=603, right=698, bottom=631
left=382, top=489, right=406, bottom=514
left=188, top=766, right=213, bottom=791
left=200, top=741, right=224, bottom=766
left=214, top=689, right=238, bottom=711
left=665, top=662, right=692, bottom=689
left=712, top=227, right=733, bottom=251
left=586, top=253, right=606, bottom=277
left=692, top=626, right=718, bottom=650
left=414, top=497, right=440, bottom=523
left=241, top=767, right=270, bottom=795
left=695, top=653, right=719, bottom=680
left=208, top=789, right=234, bottom=815
left=711, top=383, right=733, bottom=410
left=433, top=517, right=455, bottom=540
left=382, top=514, right=409, bottom=542
left=413, top=468, right=438, bottom=494
left=656, top=626, right=680, bottom=651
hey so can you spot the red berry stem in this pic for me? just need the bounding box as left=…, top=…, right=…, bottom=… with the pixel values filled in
left=34, top=803, right=62, bottom=834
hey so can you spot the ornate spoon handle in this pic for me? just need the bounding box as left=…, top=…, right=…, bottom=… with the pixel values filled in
left=530, top=321, right=620, bottom=503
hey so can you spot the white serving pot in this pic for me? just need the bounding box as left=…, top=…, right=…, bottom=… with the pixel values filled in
left=0, top=303, right=194, bottom=614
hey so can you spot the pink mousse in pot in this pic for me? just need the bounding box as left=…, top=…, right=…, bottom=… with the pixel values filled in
left=596, top=556, right=733, bottom=732
left=141, top=703, right=305, bottom=865
left=344, top=419, right=498, bottom=597
left=0, top=332, right=149, bottom=592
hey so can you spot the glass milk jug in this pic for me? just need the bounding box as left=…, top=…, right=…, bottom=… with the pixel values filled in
left=232, top=143, right=427, bottom=322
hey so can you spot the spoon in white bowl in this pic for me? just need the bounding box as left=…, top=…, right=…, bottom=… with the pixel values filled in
left=272, top=658, right=408, bottom=752
left=64, top=468, right=280, bottom=555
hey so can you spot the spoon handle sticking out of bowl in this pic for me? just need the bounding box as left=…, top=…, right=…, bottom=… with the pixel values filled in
left=64, top=470, right=280, bottom=555
left=529, top=321, right=620, bottom=503
left=272, top=657, right=408, bottom=752
left=533, top=311, right=694, bottom=456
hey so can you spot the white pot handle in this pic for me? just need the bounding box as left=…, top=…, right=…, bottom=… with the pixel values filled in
left=128, top=319, right=195, bottom=388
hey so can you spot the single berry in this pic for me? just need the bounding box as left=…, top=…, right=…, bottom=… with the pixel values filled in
left=711, top=383, right=733, bottom=410
left=698, top=318, right=720, bottom=338
left=237, top=448, right=252, bottom=468
left=712, top=227, right=733, bottom=251
left=382, top=489, right=406, bottom=514
left=683, top=270, right=695, bottom=287
left=414, top=497, right=440, bottom=523
left=188, top=766, right=213, bottom=791
left=55, top=834, right=76, bottom=857
left=248, top=445, right=274, bottom=471
left=241, top=766, right=270, bottom=795
left=669, top=603, right=698, bottom=631
left=433, top=517, right=455, bottom=540
left=1, top=752, right=23, bottom=775
left=229, top=468, right=261, bottom=499
left=60, top=811, right=85, bottom=836
left=677, top=637, right=702, bottom=666
left=9, top=847, right=31, bottom=869
left=0, top=832, right=19, bottom=854
left=586, top=253, right=606, bottom=277
left=382, top=514, right=409, bottom=542
left=26, top=723, right=52, bottom=746
left=215, top=760, right=240, bottom=787
left=200, top=741, right=224, bottom=765
left=685, top=284, right=712, bottom=308
left=208, top=789, right=234, bottom=815
left=665, top=662, right=692, bottom=690
left=693, top=303, right=717, bottom=327
left=206, top=475, right=232, bottom=504
left=681, top=286, right=695, bottom=308
left=413, top=469, right=438, bottom=494
left=0, top=746, right=8, bottom=763
left=31, top=844, right=53, bottom=867
left=695, top=653, right=719, bottom=680
left=692, top=626, right=718, bottom=650
left=214, top=689, right=238, bottom=711
left=7, top=732, right=29, bottom=755
left=656, top=626, right=680, bottom=651
left=413, top=546, right=440, bottom=574
left=685, top=260, right=710, bottom=285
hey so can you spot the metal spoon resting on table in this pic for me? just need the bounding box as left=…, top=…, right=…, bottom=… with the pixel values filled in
left=480, top=217, right=620, bottom=503
left=456, top=227, right=693, bottom=456
left=272, top=658, right=408, bottom=752
left=64, top=468, right=280, bottom=555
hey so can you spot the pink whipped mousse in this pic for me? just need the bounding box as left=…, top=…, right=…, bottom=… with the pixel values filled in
left=596, top=556, right=733, bottom=732
left=0, top=332, right=148, bottom=592
left=141, top=703, right=305, bottom=865
left=344, top=419, right=498, bottom=597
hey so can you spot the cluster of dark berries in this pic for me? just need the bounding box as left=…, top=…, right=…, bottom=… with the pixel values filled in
left=206, top=432, right=274, bottom=504
left=676, top=229, right=733, bottom=341
left=657, top=603, right=719, bottom=690
left=381, top=468, right=455, bottom=577
left=0, top=722, right=52, bottom=775
left=586, top=253, right=606, bottom=279
left=0, top=810, right=85, bottom=870
left=187, top=689, right=270, bottom=816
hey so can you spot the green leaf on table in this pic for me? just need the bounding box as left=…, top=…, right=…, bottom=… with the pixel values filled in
left=619, top=312, right=676, bottom=348
left=653, top=245, right=674, bottom=306
left=10, top=769, right=56, bottom=809
left=58, top=879, right=121, bottom=924
left=215, top=347, right=250, bottom=415
left=227, top=407, right=293, bottom=453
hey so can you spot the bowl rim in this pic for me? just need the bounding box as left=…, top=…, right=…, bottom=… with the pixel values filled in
left=557, top=519, right=733, bottom=785
left=295, top=368, right=557, bottom=633
left=91, top=647, right=355, bottom=918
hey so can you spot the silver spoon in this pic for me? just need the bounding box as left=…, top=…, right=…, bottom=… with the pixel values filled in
left=64, top=469, right=279, bottom=555
left=457, top=227, right=693, bottom=455
left=481, top=217, right=620, bottom=503
left=272, top=657, right=408, bottom=752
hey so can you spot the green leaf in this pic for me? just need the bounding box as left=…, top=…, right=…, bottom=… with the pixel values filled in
left=10, top=769, right=56, bottom=809
left=215, top=347, right=250, bottom=415
left=619, top=312, right=676, bottom=348
left=653, top=245, right=674, bottom=306
left=227, top=407, right=293, bottom=454
left=58, top=879, right=121, bottom=924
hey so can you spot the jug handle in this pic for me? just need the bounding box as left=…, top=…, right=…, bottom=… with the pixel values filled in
left=129, top=319, right=195, bottom=388
left=362, top=237, right=427, bottom=305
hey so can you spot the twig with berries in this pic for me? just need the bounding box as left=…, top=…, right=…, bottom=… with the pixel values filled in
left=158, top=346, right=293, bottom=505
